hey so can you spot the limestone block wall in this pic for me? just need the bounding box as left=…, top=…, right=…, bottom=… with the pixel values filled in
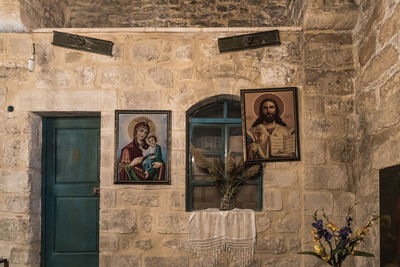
left=352, top=1, right=400, bottom=265
left=0, top=1, right=395, bottom=265
left=0, top=28, right=311, bottom=267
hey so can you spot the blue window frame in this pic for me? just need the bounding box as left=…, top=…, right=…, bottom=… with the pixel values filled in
left=186, top=96, right=262, bottom=211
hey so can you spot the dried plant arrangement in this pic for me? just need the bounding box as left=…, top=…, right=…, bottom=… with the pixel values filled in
left=190, top=144, right=261, bottom=210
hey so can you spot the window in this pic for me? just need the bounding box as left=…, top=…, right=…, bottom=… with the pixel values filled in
left=186, top=95, right=262, bottom=211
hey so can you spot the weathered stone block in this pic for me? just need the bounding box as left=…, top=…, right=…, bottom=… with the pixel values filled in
left=0, top=170, right=30, bottom=193
left=361, top=45, right=399, bottom=86
left=381, top=70, right=400, bottom=101
left=8, top=38, right=32, bottom=58
left=172, top=130, right=185, bottom=150
left=200, top=41, right=219, bottom=57
left=132, top=42, right=159, bottom=61
left=0, top=195, right=30, bottom=213
left=148, top=66, right=173, bottom=88
left=304, top=32, right=352, bottom=46
left=288, top=190, right=301, bottom=211
left=36, top=69, right=73, bottom=89
left=0, top=218, right=34, bottom=243
left=263, top=41, right=301, bottom=64
left=35, top=41, right=54, bottom=65
left=303, top=8, right=358, bottom=30
left=379, top=4, right=400, bottom=44
left=158, top=213, right=188, bottom=233
left=355, top=89, right=376, bottom=114
left=100, top=209, right=136, bottom=233
left=117, top=190, right=159, bottom=207
left=305, top=69, right=354, bottom=95
left=171, top=150, right=185, bottom=170
left=327, top=139, right=354, bottom=163
left=288, top=238, right=301, bottom=253
left=304, top=192, right=333, bottom=215
left=256, top=237, right=286, bottom=254
left=139, top=213, right=152, bottom=233
left=305, top=46, right=353, bottom=68
left=0, top=116, right=21, bottom=135
left=99, top=67, right=137, bottom=89
left=359, top=32, right=376, bottom=67
left=0, top=64, right=28, bottom=82
left=100, top=254, right=141, bottom=267
left=99, top=234, right=118, bottom=251
left=325, top=115, right=354, bottom=138
left=264, top=170, right=298, bottom=187
left=323, top=96, right=354, bottom=114
left=65, top=52, right=82, bottom=63
left=144, top=256, right=188, bottom=267
left=372, top=130, right=400, bottom=170
left=260, top=65, right=295, bottom=86
left=100, top=189, right=116, bottom=209
left=275, top=216, right=300, bottom=233
left=170, top=190, right=185, bottom=210
left=10, top=247, right=37, bottom=264
left=263, top=190, right=282, bottom=211
left=175, top=45, right=193, bottom=61
left=0, top=139, right=28, bottom=167
left=77, top=66, right=96, bottom=87
left=366, top=89, right=400, bottom=133
left=255, top=213, right=271, bottom=233
left=303, top=95, right=323, bottom=112
left=120, top=89, right=163, bottom=109
left=305, top=165, right=348, bottom=190
left=334, top=192, right=356, bottom=216
left=303, top=139, right=325, bottom=164
left=135, top=238, right=152, bottom=250
left=17, top=90, right=117, bottom=111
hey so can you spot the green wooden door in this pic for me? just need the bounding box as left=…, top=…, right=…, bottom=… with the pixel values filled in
left=42, top=117, right=100, bottom=267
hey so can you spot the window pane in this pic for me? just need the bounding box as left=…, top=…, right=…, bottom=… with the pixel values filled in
left=234, top=184, right=259, bottom=210
left=192, top=102, right=224, bottom=118
left=192, top=186, right=219, bottom=210
left=227, top=101, right=241, bottom=118
left=191, top=155, right=221, bottom=181
left=191, top=126, right=222, bottom=153
left=228, top=126, right=242, bottom=154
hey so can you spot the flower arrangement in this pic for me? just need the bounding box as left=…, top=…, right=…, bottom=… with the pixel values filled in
left=299, top=204, right=378, bottom=267
left=190, top=144, right=260, bottom=210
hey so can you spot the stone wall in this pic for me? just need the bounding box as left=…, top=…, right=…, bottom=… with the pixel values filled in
left=352, top=0, right=400, bottom=265
left=0, top=1, right=397, bottom=266
left=0, top=28, right=309, bottom=266
left=19, top=0, right=299, bottom=29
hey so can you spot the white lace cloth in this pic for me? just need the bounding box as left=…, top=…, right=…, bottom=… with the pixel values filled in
left=189, top=208, right=256, bottom=267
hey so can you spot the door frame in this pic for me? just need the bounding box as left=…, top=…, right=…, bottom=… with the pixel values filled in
left=40, top=114, right=101, bottom=267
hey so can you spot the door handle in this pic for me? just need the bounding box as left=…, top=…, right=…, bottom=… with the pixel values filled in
left=93, top=187, right=100, bottom=196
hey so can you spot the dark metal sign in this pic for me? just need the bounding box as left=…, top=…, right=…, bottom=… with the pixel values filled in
left=52, top=31, right=114, bottom=56
left=218, top=30, right=280, bottom=53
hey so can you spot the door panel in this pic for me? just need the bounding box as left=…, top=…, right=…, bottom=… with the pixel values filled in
left=43, top=117, right=100, bottom=267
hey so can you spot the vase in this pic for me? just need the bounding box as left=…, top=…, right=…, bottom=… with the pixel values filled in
left=219, top=194, right=235, bottom=210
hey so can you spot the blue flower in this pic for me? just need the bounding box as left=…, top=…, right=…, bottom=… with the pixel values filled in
left=312, top=219, right=323, bottom=230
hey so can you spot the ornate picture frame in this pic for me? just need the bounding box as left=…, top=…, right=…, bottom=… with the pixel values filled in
left=114, top=110, right=171, bottom=184
left=241, top=87, right=300, bottom=163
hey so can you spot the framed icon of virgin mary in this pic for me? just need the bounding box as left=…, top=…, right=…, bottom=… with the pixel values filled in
left=114, top=110, right=171, bottom=184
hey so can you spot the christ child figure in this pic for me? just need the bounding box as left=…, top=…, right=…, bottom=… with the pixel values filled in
left=141, top=135, right=163, bottom=179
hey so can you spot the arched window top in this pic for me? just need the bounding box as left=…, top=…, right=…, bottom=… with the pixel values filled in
left=186, top=94, right=240, bottom=119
